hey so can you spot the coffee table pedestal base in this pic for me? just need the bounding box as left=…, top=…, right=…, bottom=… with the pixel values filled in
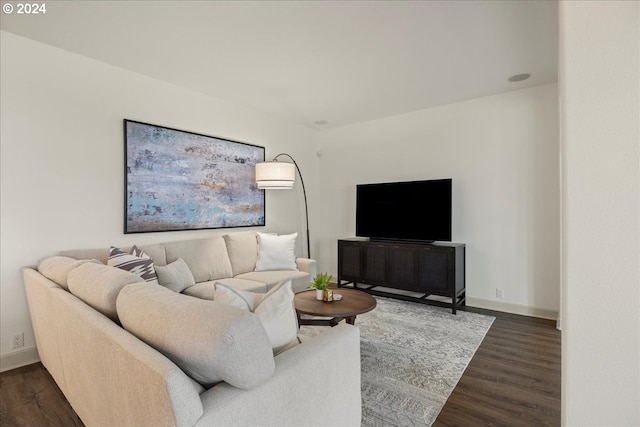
left=297, top=315, right=358, bottom=327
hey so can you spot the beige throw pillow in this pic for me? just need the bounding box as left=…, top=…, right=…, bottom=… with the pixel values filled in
left=214, top=280, right=298, bottom=353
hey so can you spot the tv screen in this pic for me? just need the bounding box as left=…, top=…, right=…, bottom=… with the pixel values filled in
left=356, top=179, right=452, bottom=242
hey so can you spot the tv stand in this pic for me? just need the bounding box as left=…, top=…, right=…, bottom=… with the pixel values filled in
left=337, top=238, right=465, bottom=314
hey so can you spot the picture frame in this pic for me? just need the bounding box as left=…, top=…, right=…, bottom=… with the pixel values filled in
left=124, top=119, right=265, bottom=233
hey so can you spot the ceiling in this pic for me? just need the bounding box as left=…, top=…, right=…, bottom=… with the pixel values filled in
left=0, top=0, right=558, bottom=129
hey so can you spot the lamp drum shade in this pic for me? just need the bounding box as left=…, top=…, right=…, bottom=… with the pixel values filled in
left=256, top=162, right=295, bottom=189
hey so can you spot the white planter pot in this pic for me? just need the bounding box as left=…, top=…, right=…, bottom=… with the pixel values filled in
left=316, top=289, right=323, bottom=300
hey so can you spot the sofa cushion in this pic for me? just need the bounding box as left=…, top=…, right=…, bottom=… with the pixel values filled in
left=214, top=280, right=298, bottom=353
left=117, top=282, right=275, bottom=389
left=223, top=233, right=258, bottom=276
left=59, top=248, right=111, bottom=265
left=255, top=232, right=297, bottom=271
left=155, top=258, right=196, bottom=292
left=215, top=277, right=267, bottom=293
left=108, top=246, right=158, bottom=283
left=163, top=237, right=233, bottom=282
left=37, top=256, right=99, bottom=291
left=181, top=282, right=216, bottom=300
left=68, top=263, right=144, bottom=321
left=139, top=243, right=167, bottom=266
left=236, top=270, right=309, bottom=290
left=182, top=278, right=266, bottom=301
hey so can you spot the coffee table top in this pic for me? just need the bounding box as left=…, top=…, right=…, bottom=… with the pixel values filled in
left=294, top=288, right=377, bottom=318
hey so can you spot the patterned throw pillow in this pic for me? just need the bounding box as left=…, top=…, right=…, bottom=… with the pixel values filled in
left=108, top=245, right=158, bottom=283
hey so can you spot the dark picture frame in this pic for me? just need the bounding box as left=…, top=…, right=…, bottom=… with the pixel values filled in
left=124, top=119, right=265, bottom=233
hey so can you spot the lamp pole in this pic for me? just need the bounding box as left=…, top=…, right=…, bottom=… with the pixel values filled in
left=270, top=153, right=311, bottom=259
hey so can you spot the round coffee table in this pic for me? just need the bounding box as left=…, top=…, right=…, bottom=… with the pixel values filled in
left=294, top=288, right=377, bottom=327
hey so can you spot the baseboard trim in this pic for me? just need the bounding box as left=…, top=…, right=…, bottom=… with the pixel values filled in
left=0, top=347, right=40, bottom=373
left=466, top=297, right=559, bottom=320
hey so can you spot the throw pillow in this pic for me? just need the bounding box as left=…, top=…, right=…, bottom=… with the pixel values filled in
left=214, top=280, right=298, bottom=353
left=255, top=232, right=297, bottom=272
left=154, top=258, right=196, bottom=293
left=108, top=245, right=158, bottom=283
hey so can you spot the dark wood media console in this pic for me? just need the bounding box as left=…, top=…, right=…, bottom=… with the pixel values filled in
left=337, top=238, right=465, bottom=314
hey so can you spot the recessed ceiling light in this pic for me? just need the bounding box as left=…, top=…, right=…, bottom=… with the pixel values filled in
left=314, top=120, right=328, bottom=126
left=508, top=73, right=531, bottom=82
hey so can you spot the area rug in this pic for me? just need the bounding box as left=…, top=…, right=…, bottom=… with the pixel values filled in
left=299, top=296, right=494, bottom=427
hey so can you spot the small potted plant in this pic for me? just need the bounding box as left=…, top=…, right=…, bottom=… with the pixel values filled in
left=309, top=272, right=333, bottom=300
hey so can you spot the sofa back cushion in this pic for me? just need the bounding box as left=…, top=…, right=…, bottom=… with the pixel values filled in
left=223, top=233, right=259, bottom=276
left=37, top=256, right=99, bottom=291
left=59, top=248, right=112, bottom=265
left=162, top=237, right=232, bottom=282
left=139, top=243, right=167, bottom=266
left=67, top=263, right=143, bottom=321
left=116, top=282, right=275, bottom=389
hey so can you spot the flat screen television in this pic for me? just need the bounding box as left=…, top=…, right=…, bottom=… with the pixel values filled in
left=356, top=179, right=452, bottom=242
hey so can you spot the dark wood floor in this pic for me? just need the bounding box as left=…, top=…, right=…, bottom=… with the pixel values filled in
left=435, top=307, right=561, bottom=426
left=0, top=362, right=83, bottom=427
left=0, top=308, right=560, bottom=427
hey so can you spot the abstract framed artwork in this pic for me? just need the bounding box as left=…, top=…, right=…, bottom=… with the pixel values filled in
left=124, top=120, right=265, bottom=233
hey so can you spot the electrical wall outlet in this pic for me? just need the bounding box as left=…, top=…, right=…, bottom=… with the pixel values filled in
left=496, top=288, right=504, bottom=299
left=12, top=332, right=24, bottom=349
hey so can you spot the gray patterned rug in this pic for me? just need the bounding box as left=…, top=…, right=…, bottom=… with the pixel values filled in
left=299, top=296, right=494, bottom=426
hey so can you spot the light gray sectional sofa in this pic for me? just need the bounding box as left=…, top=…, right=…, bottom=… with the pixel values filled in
left=22, top=232, right=362, bottom=427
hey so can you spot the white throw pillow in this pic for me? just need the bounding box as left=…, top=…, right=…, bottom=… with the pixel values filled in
left=214, top=280, right=298, bottom=353
left=255, top=232, right=297, bottom=271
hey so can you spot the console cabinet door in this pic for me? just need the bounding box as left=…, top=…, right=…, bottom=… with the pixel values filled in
left=388, top=244, right=419, bottom=291
left=418, top=246, right=453, bottom=295
left=338, top=241, right=364, bottom=281
left=363, top=243, right=387, bottom=285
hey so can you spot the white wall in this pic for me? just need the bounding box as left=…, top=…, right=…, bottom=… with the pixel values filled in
left=316, top=84, right=560, bottom=317
left=0, top=32, right=317, bottom=365
left=560, top=1, right=640, bottom=425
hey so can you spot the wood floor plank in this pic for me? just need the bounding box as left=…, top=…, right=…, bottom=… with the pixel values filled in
left=0, top=363, right=83, bottom=427
left=434, top=307, right=561, bottom=427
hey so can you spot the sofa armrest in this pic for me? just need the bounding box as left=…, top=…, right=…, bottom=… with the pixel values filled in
left=23, top=268, right=204, bottom=427
left=195, top=323, right=361, bottom=427
left=296, top=257, right=317, bottom=278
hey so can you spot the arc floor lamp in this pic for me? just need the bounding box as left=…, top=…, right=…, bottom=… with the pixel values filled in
left=255, top=153, right=311, bottom=259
